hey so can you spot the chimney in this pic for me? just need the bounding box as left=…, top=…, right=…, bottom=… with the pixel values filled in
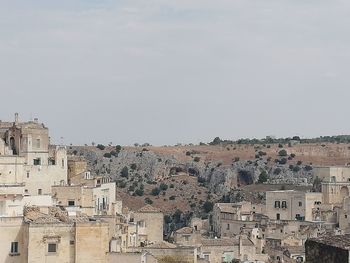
left=34, top=118, right=38, bottom=123
left=14, top=113, right=19, bottom=124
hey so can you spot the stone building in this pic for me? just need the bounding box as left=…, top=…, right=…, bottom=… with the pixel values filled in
left=0, top=206, right=110, bottom=263
left=213, top=202, right=264, bottom=238
left=0, top=114, right=67, bottom=199
left=198, top=235, right=266, bottom=263
left=52, top=182, right=122, bottom=217
left=133, top=205, right=164, bottom=245
left=265, top=190, right=322, bottom=221
left=174, top=227, right=202, bottom=247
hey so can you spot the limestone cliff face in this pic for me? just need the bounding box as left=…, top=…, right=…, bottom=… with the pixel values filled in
left=70, top=146, right=313, bottom=196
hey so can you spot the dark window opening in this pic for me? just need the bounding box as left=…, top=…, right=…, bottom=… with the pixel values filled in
left=68, top=200, right=75, bottom=206
left=10, top=242, right=19, bottom=254
left=281, top=201, right=287, bottom=208
left=33, top=158, right=41, bottom=166
left=48, top=243, right=57, bottom=253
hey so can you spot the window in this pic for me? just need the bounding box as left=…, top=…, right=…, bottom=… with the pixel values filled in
left=33, top=158, right=41, bottom=166
left=281, top=201, right=287, bottom=208
left=27, top=172, right=29, bottom=178
left=194, top=226, right=198, bottom=231
left=10, top=242, right=19, bottom=254
left=36, top=139, right=41, bottom=148
left=68, top=200, right=75, bottom=206
left=227, top=223, right=230, bottom=230
left=295, top=214, right=301, bottom=220
left=345, top=215, right=348, bottom=219
left=24, top=189, right=28, bottom=194
left=38, top=189, right=42, bottom=195
left=299, top=202, right=302, bottom=207
left=274, top=201, right=281, bottom=208
left=48, top=243, right=57, bottom=253
left=70, top=240, right=75, bottom=245
left=62, top=159, right=64, bottom=168
left=184, top=235, right=189, bottom=241
left=204, top=254, right=210, bottom=261
left=276, top=213, right=280, bottom=220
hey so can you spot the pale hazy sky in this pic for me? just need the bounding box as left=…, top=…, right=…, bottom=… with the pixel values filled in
left=1, top=0, right=350, bottom=145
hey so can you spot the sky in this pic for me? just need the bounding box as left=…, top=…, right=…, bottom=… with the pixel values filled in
left=0, top=0, right=350, bottom=146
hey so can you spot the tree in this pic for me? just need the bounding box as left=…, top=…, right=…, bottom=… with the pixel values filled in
left=115, top=145, right=122, bottom=152
left=210, top=137, right=222, bottom=145
left=164, top=215, right=172, bottom=224
left=120, top=166, right=129, bottom=178
left=312, top=176, right=322, bottom=192
left=173, top=209, right=182, bottom=224
left=258, top=171, right=268, bottom=184
left=202, top=201, right=214, bottom=213
left=130, top=163, right=137, bottom=170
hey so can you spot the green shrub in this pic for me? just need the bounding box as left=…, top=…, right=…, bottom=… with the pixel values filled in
left=120, top=166, right=129, bottom=178
left=151, top=187, right=161, bottom=196
left=135, top=189, right=144, bottom=196
left=257, top=171, right=268, bottom=184
left=130, top=163, right=137, bottom=170
left=145, top=198, right=153, bottom=205
left=279, top=158, right=287, bottom=164
left=304, top=165, right=313, bottom=171
left=115, top=145, right=122, bottom=152
left=278, top=149, right=287, bottom=156
left=274, top=168, right=282, bottom=175
left=96, top=144, right=105, bottom=150
left=292, top=166, right=300, bottom=172
left=103, top=152, right=112, bottom=158
left=110, top=150, right=118, bottom=157
left=194, top=157, right=200, bottom=162
left=160, top=183, right=168, bottom=191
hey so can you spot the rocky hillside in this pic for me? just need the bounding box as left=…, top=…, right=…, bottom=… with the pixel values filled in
left=68, top=142, right=350, bottom=216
